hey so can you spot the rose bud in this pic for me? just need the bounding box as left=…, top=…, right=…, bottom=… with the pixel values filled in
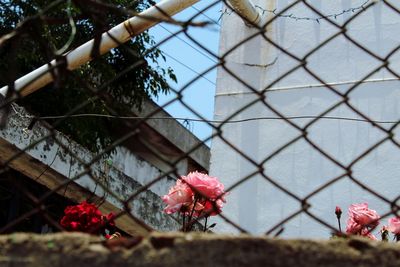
left=335, top=206, right=342, bottom=218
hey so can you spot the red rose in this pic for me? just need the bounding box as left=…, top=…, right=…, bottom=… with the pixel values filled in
left=105, top=213, right=116, bottom=227
left=60, top=201, right=114, bottom=235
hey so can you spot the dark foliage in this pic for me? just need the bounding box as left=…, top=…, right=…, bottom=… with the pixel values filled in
left=0, top=0, right=176, bottom=152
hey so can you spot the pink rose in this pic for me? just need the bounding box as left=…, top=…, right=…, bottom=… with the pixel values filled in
left=346, top=216, right=362, bottom=234
left=182, top=171, right=225, bottom=200
left=162, top=180, right=194, bottom=214
left=186, top=201, right=207, bottom=217
left=360, top=228, right=378, bottom=241
left=346, top=203, right=380, bottom=234
left=350, top=203, right=380, bottom=225
left=162, top=172, right=228, bottom=217
left=201, top=199, right=224, bottom=216
left=388, top=217, right=400, bottom=234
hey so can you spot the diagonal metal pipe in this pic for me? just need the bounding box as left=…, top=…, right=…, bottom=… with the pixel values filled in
left=0, top=0, right=200, bottom=97
left=0, top=0, right=261, bottom=97
left=227, top=0, right=261, bottom=25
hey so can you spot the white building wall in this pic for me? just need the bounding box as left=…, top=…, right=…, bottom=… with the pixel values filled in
left=1, top=105, right=179, bottom=231
left=211, top=0, right=400, bottom=237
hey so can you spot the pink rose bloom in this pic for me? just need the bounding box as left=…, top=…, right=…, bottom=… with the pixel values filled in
left=388, top=217, right=400, bottom=234
left=346, top=217, right=362, bottom=234
left=192, top=199, right=225, bottom=217
left=346, top=203, right=380, bottom=234
left=182, top=171, right=225, bottom=200
left=360, top=228, right=378, bottom=241
left=202, top=199, right=224, bottom=216
left=162, top=180, right=194, bottom=214
left=350, top=203, right=380, bottom=225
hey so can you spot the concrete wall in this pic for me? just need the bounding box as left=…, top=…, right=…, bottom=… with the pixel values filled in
left=211, top=0, right=400, bottom=237
left=130, top=99, right=210, bottom=171
left=1, top=233, right=400, bottom=267
left=1, top=105, right=181, bottom=232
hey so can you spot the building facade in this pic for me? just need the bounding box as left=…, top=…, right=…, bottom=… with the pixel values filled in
left=211, top=0, right=400, bottom=237
left=0, top=100, right=209, bottom=235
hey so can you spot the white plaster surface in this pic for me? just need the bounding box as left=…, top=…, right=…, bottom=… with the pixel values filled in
left=211, top=0, right=400, bottom=237
left=1, top=105, right=179, bottom=231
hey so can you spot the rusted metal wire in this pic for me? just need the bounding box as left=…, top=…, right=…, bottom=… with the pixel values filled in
left=1, top=0, right=400, bottom=238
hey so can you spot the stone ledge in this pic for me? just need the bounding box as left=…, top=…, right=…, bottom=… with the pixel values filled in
left=1, top=233, right=400, bottom=267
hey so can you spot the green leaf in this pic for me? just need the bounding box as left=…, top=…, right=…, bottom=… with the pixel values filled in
left=0, top=0, right=176, bottom=154
left=208, top=223, right=217, bottom=229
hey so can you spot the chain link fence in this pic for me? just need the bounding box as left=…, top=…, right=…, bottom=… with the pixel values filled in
left=1, top=0, right=400, bottom=238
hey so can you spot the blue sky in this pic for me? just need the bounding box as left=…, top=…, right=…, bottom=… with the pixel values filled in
left=149, top=1, right=222, bottom=145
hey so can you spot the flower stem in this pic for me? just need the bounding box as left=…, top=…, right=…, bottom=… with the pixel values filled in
left=382, top=230, right=389, bottom=242
left=182, top=214, right=186, bottom=232
left=187, top=197, right=199, bottom=231
left=337, top=217, right=342, bottom=233
left=204, top=216, right=208, bottom=232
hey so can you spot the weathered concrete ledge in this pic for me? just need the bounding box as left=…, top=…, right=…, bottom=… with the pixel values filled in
left=0, top=104, right=182, bottom=235
left=1, top=232, right=400, bottom=267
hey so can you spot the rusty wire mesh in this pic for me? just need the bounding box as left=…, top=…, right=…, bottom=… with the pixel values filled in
left=1, top=0, right=400, bottom=238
